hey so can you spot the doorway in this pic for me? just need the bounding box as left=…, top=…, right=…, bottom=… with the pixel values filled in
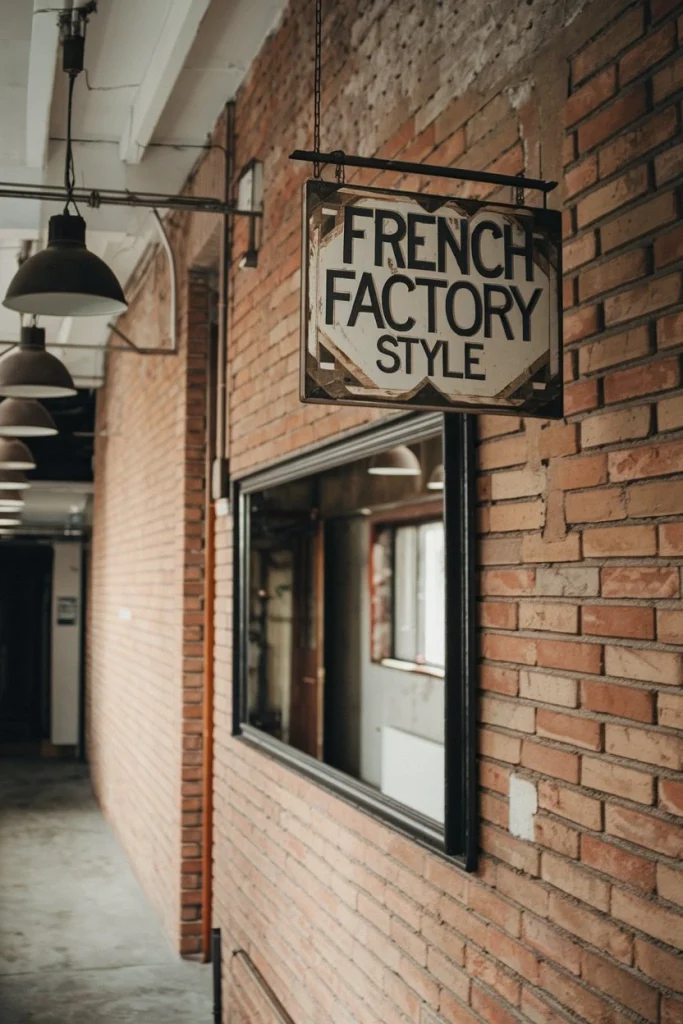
left=0, top=544, right=53, bottom=748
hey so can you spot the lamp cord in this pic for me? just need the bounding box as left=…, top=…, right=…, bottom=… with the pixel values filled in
left=313, top=0, right=322, bottom=177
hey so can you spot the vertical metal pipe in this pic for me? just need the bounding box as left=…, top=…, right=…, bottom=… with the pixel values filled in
left=211, top=928, right=222, bottom=1023
left=215, top=102, right=234, bottom=465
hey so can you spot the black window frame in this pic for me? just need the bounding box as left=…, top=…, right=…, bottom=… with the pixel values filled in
left=232, top=411, right=477, bottom=868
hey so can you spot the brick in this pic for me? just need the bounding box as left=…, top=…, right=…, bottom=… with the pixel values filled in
left=571, top=8, right=644, bottom=83
left=482, top=633, right=537, bottom=666
left=565, top=66, right=616, bottom=126
left=540, top=963, right=623, bottom=1023
left=578, top=327, right=650, bottom=377
left=535, top=566, right=599, bottom=597
left=537, top=638, right=601, bottom=675
left=612, top=888, right=683, bottom=951
left=479, top=602, right=518, bottom=631
left=470, top=984, right=517, bottom=1024
left=660, top=778, right=683, bottom=817
left=465, top=947, right=519, bottom=1007
left=553, top=456, right=607, bottom=491
left=520, top=987, right=575, bottom=1024
left=548, top=893, right=633, bottom=964
left=521, top=913, right=581, bottom=975
left=468, top=883, right=521, bottom=936
left=581, top=678, right=654, bottom=721
left=478, top=416, right=522, bottom=440
left=577, top=167, right=648, bottom=228
left=489, top=500, right=545, bottom=532
left=583, top=524, right=656, bottom=558
left=658, top=863, right=683, bottom=908
left=481, top=569, right=535, bottom=596
left=581, top=605, right=654, bottom=641
left=606, top=723, right=682, bottom=769
left=563, top=231, right=596, bottom=271
left=580, top=949, right=658, bottom=1021
left=659, top=522, right=683, bottom=554
left=628, top=479, right=683, bottom=517
left=539, top=423, right=579, bottom=460
left=521, top=741, right=579, bottom=784
left=635, top=937, right=683, bottom=993
left=563, top=305, right=600, bottom=344
left=658, top=394, right=683, bottom=431
left=534, top=813, right=580, bottom=858
left=654, top=51, right=683, bottom=102
left=655, top=223, right=683, bottom=268
left=581, top=834, right=656, bottom=892
left=662, top=995, right=683, bottom=1022
left=656, top=141, right=683, bottom=186
left=622, top=22, right=676, bottom=84
left=565, top=488, right=626, bottom=524
left=481, top=664, right=519, bottom=695
left=599, top=107, right=678, bottom=179
left=521, top=533, right=582, bottom=563
left=520, top=671, right=577, bottom=708
left=518, top=603, right=578, bottom=634
left=479, top=434, right=527, bottom=470
left=490, top=466, right=545, bottom=501
left=537, top=780, right=602, bottom=829
left=605, top=356, right=679, bottom=404
left=565, top=156, right=597, bottom=198
left=481, top=824, right=539, bottom=875
left=657, top=310, right=683, bottom=353
left=487, top=926, right=540, bottom=983
left=480, top=729, right=522, bottom=765
left=606, top=644, right=683, bottom=685
left=609, top=438, right=683, bottom=481
left=578, top=85, right=648, bottom=153
left=601, top=190, right=677, bottom=251
left=605, top=273, right=681, bottom=327
left=563, top=379, right=599, bottom=415
left=659, top=692, right=683, bottom=729
left=581, top=405, right=651, bottom=449
left=606, top=804, right=683, bottom=857
left=601, top=565, right=680, bottom=598
left=480, top=697, right=535, bottom=734
left=480, top=537, right=523, bottom=565
left=537, top=709, right=601, bottom=751
left=581, top=755, right=655, bottom=804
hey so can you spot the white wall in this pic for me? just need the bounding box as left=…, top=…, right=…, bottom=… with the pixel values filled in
left=50, top=542, right=82, bottom=745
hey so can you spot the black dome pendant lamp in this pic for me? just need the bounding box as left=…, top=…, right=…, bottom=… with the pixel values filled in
left=0, top=398, right=57, bottom=438
left=3, top=4, right=127, bottom=318
left=0, top=324, right=76, bottom=399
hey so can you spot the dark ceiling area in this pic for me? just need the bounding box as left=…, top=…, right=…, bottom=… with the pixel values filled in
left=30, top=390, right=95, bottom=483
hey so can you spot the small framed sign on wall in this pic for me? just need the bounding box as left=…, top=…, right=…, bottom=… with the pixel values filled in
left=300, top=180, right=562, bottom=418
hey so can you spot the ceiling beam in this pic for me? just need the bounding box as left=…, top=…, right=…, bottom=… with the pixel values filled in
left=25, top=0, right=72, bottom=169
left=119, top=0, right=211, bottom=165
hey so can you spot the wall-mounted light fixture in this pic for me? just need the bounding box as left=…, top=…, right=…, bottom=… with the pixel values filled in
left=0, top=324, right=76, bottom=399
left=0, top=398, right=57, bottom=437
left=368, top=446, right=421, bottom=477
left=237, top=160, right=263, bottom=269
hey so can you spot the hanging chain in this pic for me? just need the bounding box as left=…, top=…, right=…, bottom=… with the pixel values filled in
left=313, top=0, right=322, bottom=177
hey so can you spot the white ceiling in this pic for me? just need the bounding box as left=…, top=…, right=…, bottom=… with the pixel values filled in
left=0, top=0, right=285, bottom=387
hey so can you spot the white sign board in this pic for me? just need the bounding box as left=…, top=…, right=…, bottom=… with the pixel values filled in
left=300, top=181, right=562, bottom=417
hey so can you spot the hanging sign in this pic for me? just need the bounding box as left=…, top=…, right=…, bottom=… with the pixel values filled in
left=300, top=180, right=562, bottom=417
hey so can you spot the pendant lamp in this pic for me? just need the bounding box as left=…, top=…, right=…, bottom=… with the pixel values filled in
left=427, top=464, right=444, bottom=490
left=0, top=517, right=21, bottom=527
left=0, top=470, right=30, bottom=491
left=0, top=490, right=25, bottom=510
left=3, top=12, right=127, bottom=319
left=0, top=325, right=76, bottom=399
left=0, top=437, right=35, bottom=471
left=0, top=398, right=57, bottom=437
left=368, top=445, right=421, bottom=476
left=3, top=215, right=127, bottom=317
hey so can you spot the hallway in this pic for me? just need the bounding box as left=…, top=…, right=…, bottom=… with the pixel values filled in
left=0, top=760, right=212, bottom=1023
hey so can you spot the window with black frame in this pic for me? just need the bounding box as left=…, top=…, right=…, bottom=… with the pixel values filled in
left=233, top=414, right=476, bottom=864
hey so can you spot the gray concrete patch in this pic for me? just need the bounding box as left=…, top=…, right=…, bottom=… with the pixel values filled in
left=0, top=760, right=212, bottom=1023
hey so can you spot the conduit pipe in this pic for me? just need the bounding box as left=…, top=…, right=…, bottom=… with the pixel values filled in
left=201, top=100, right=234, bottom=961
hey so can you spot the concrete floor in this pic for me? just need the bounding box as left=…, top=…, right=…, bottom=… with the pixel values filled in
left=0, top=759, right=212, bottom=1023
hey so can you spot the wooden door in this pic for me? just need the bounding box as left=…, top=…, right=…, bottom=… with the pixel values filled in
left=289, top=520, right=324, bottom=759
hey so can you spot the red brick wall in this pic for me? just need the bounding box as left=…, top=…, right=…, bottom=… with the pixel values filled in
left=89, top=0, right=683, bottom=1018
left=87, top=259, right=212, bottom=952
